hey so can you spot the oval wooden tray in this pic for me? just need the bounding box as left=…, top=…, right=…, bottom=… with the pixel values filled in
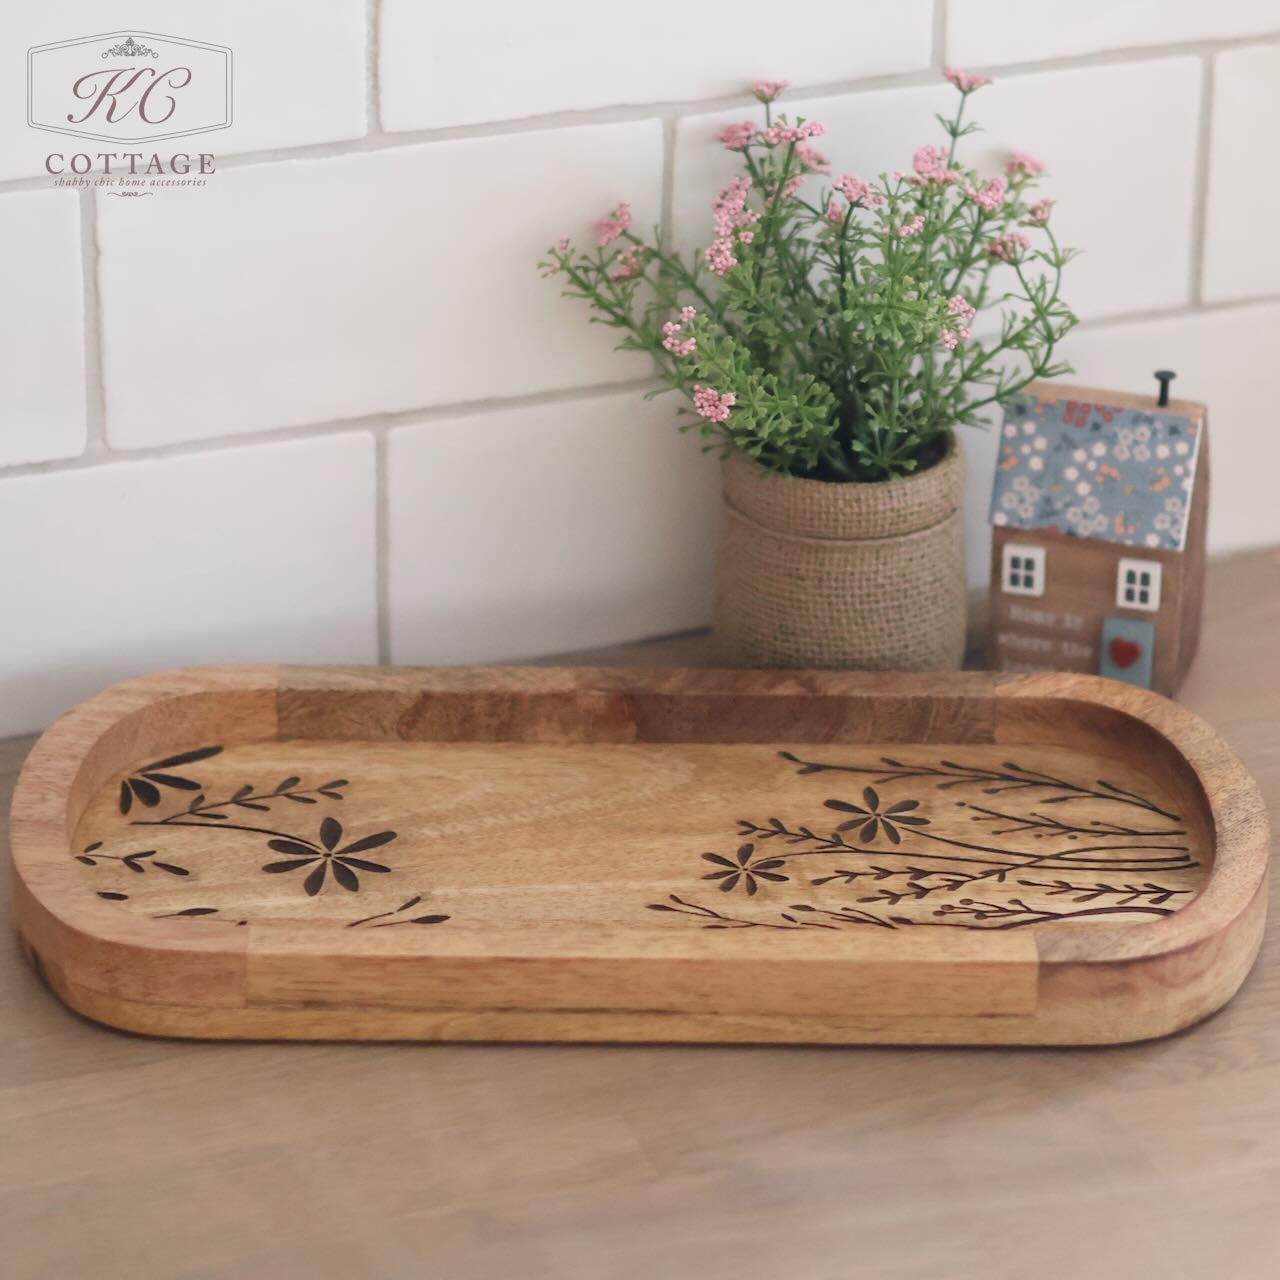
left=8, top=666, right=1268, bottom=1044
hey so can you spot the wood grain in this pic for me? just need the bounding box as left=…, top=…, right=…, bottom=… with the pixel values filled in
left=9, top=664, right=1264, bottom=1044
left=2, top=547, right=1278, bottom=1280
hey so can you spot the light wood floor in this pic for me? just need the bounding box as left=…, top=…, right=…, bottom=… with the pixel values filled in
left=3, top=546, right=1279, bottom=1279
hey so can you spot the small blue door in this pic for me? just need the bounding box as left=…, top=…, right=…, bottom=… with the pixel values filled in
left=1099, top=616, right=1155, bottom=688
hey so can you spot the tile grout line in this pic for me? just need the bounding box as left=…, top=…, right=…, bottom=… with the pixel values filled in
left=659, top=111, right=676, bottom=244
left=181, top=29, right=1280, bottom=173
left=1, top=31, right=1279, bottom=195
left=2, top=289, right=1279, bottom=484
left=365, top=0, right=383, bottom=136
left=0, top=377, right=662, bottom=479
left=1188, top=52, right=1216, bottom=307
left=374, top=428, right=392, bottom=663
left=76, top=187, right=108, bottom=457
left=368, top=0, right=389, bottom=663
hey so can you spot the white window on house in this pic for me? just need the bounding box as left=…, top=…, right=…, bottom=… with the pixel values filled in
left=1116, top=557, right=1163, bottom=612
left=1001, top=543, right=1046, bottom=597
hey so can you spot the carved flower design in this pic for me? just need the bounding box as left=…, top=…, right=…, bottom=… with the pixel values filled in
left=262, top=817, right=395, bottom=896
left=701, top=842, right=789, bottom=895
left=824, top=788, right=930, bottom=845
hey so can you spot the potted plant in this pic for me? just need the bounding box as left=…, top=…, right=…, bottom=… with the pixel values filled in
left=540, top=70, right=1077, bottom=671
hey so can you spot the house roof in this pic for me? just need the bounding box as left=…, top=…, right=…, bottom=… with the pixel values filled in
left=988, top=392, right=1204, bottom=553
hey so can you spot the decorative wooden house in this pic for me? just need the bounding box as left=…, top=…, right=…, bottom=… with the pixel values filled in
left=988, top=379, right=1207, bottom=695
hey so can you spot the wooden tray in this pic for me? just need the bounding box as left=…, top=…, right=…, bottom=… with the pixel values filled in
left=9, top=666, right=1268, bottom=1045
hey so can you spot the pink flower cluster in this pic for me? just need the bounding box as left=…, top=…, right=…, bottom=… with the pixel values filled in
left=1005, top=151, right=1045, bottom=179
left=762, top=119, right=825, bottom=146
left=661, top=305, right=698, bottom=356
left=911, top=144, right=957, bottom=186
left=944, top=66, right=993, bottom=92
left=692, top=383, right=736, bottom=423
left=989, top=230, right=1031, bottom=262
left=751, top=80, right=790, bottom=103
left=833, top=173, right=883, bottom=208
left=705, top=176, right=759, bottom=275
left=768, top=175, right=804, bottom=204
left=943, top=292, right=976, bottom=349
left=1026, top=198, right=1054, bottom=225
left=965, top=176, right=1006, bottom=212
left=796, top=142, right=829, bottom=173
left=717, top=120, right=758, bottom=151
left=596, top=201, right=631, bottom=246
left=610, top=243, right=650, bottom=282
left=897, top=214, right=926, bottom=238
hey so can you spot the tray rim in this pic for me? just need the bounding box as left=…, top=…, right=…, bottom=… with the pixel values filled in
left=8, top=664, right=1269, bottom=1044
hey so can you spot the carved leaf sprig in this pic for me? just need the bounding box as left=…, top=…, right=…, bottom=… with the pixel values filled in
left=1015, top=878, right=1190, bottom=906
left=162, top=777, right=349, bottom=822
left=347, top=895, right=450, bottom=929
left=118, top=745, right=223, bottom=814
left=75, top=841, right=189, bottom=876
left=778, top=751, right=1182, bottom=821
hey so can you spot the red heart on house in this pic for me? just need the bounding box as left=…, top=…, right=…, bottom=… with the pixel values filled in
left=1109, top=636, right=1142, bottom=669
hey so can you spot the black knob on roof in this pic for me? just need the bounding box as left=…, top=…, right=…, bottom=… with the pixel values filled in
left=1154, top=369, right=1176, bottom=407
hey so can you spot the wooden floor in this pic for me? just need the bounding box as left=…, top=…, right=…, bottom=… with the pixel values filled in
left=3, top=546, right=1279, bottom=1279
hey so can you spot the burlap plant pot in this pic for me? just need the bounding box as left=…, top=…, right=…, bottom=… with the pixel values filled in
left=713, top=437, right=967, bottom=670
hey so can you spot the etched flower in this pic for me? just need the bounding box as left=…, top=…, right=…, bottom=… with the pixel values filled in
left=701, top=842, right=788, bottom=895
left=262, top=817, right=395, bottom=896
left=824, top=788, right=930, bottom=845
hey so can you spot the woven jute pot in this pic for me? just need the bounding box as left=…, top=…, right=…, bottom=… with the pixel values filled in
left=713, top=436, right=967, bottom=670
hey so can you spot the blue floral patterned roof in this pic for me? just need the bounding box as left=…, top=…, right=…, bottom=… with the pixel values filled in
left=988, top=394, right=1203, bottom=552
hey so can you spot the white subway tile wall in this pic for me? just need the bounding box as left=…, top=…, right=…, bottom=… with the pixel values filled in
left=947, top=0, right=1280, bottom=65
left=0, top=433, right=378, bottom=736
left=97, top=123, right=663, bottom=446
left=1203, top=44, right=1280, bottom=301
left=0, top=4, right=1276, bottom=731
left=379, top=0, right=934, bottom=132
left=0, top=189, right=85, bottom=466
left=388, top=392, right=720, bottom=663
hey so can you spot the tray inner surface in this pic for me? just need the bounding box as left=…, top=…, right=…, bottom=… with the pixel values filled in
left=72, top=738, right=1208, bottom=936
